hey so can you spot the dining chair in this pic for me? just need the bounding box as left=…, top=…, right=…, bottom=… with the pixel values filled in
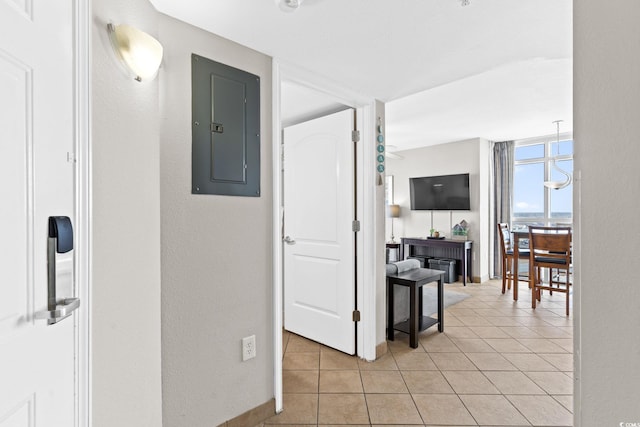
left=497, top=223, right=530, bottom=294
left=551, top=222, right=573, bottom=285
left=528, top=226, right=572, bottom=315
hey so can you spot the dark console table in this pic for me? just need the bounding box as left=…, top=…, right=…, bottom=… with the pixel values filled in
left=400, top=237, right=473, bottom=286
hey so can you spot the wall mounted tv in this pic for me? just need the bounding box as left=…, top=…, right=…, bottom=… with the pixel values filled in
left=410, top=173, right=471, bottom=211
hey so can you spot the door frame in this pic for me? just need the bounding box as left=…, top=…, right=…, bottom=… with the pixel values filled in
left=74, top=0, right=91, bottom=425
left=272, top=59, right=378, bottom=413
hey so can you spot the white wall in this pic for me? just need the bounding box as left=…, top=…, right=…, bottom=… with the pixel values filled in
left=158, top=14, right=274, bottom=426
left=574, top=2, right=640, bottom=425
left=91, top=0, right=163, bottom=425
left=386, top=138, right=491, bottom=282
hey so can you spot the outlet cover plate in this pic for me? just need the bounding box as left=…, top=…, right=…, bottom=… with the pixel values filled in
left=242, top=335, right=256, bottom=361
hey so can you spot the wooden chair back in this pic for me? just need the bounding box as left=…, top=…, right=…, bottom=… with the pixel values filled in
left=497, top=223, right=511, bottom=254
left=528, top=226, right=572, bottom=269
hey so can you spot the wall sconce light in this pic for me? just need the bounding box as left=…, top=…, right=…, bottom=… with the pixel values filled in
left=107, top=23, right=163, bottom=82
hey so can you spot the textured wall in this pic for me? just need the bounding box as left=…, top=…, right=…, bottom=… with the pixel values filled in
left=158, top=14, right=274, bottom=426
left=574, top=1, right=640, bottom=425
left=91, top=0, right=163, bottom=425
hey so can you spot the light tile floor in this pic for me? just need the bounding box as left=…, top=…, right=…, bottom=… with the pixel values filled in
left=263, top=279, right=573, bottom=426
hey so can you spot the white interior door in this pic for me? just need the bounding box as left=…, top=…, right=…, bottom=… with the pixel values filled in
left=0, top=0, right=77, bottom=425
left=283, top=109, right=356, bottom=354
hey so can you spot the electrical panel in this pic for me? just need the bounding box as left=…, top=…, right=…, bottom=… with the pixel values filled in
left=191, top=54, right=260, bottom=197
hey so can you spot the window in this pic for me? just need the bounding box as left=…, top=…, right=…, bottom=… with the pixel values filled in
left=512, top=134, right=573, bottom=232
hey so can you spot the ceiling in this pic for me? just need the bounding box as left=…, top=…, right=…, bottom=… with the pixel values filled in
left=150, top=0, right=573, bottom=151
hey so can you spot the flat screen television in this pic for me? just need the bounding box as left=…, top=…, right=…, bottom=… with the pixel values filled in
left=410, top=173, right=471, bottom=210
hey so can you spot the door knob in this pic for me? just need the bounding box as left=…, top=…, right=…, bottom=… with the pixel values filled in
left=283, top=235, right=296, bottom=245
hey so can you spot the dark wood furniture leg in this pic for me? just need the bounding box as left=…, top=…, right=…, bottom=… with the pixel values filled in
left=462, top=251, right=468, bottom=286
left=409, top=282, right=419, bottom=348
left=513, top=233, right=520, bottom=301
left=386, top=277, right=394, bottom=342
left=437, top=276, right=444, bottom=332
left=466, top=246, right=473, bottom=284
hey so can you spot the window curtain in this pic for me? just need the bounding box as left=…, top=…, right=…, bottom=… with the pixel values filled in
left=492, top=141, right=514, bottom=277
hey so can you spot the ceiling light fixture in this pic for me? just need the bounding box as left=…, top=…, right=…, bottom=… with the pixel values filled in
left=543, top=120, right=572, bottom=190
left=107, top=23, right=163, bottom=82
left=276, top=0, right=304, bottom=12
left=461, top=0, right=470, bottom=6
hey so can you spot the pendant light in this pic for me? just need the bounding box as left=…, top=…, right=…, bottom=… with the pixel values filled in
left=543, top=120, right=572, bottom=190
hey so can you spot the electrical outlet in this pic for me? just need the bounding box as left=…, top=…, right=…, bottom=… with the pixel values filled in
left=242, top=335, right=256, bottom=361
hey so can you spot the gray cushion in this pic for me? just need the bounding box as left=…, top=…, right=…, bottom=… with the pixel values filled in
left=386, top=259, right=420, bottom=275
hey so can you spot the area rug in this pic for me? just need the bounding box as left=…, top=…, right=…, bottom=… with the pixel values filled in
left=422, top=285, right=470, bottom=316
left=392, top=284, right=471, bottom=323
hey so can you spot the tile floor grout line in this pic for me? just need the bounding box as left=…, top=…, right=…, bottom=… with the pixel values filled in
left=271, top=279, right=572, bottom=426
left=387, top=343, right=427, bottom=425
left=479, top=370, right=537, bottom=426
left=315, top=359, right=319, bottom=426
left=356, top=363, right=372, bottom=426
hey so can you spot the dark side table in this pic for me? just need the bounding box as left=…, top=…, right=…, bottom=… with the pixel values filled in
left=386, top=268, right=444, bottom=348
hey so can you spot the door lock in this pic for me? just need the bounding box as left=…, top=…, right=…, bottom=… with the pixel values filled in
left=35, top=216, right=80, bottom=325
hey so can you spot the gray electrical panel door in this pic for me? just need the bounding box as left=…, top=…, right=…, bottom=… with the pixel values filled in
left=192, top=54, right=260, bottom=196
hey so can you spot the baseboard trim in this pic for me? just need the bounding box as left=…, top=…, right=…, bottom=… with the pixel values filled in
left=376, top=341, right=388, bottom=359
left=218, top=398, right=275, bottom=427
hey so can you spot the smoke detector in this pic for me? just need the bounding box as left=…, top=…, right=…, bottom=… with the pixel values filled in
left=276, top=0, right=304, bottom=12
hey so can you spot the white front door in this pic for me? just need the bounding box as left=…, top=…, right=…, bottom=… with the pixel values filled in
left=0, top=0, right=77, bottom=425
left=283, top=109, right=356, bottom=354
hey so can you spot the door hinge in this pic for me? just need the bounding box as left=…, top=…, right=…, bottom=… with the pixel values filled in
left=352, top=310, right=361, bottom=322
left=281, top=143, right=285, bottom=169
left=352, top=130, right=360, bottom=143
left=352, top=220, right=360, bottom=232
